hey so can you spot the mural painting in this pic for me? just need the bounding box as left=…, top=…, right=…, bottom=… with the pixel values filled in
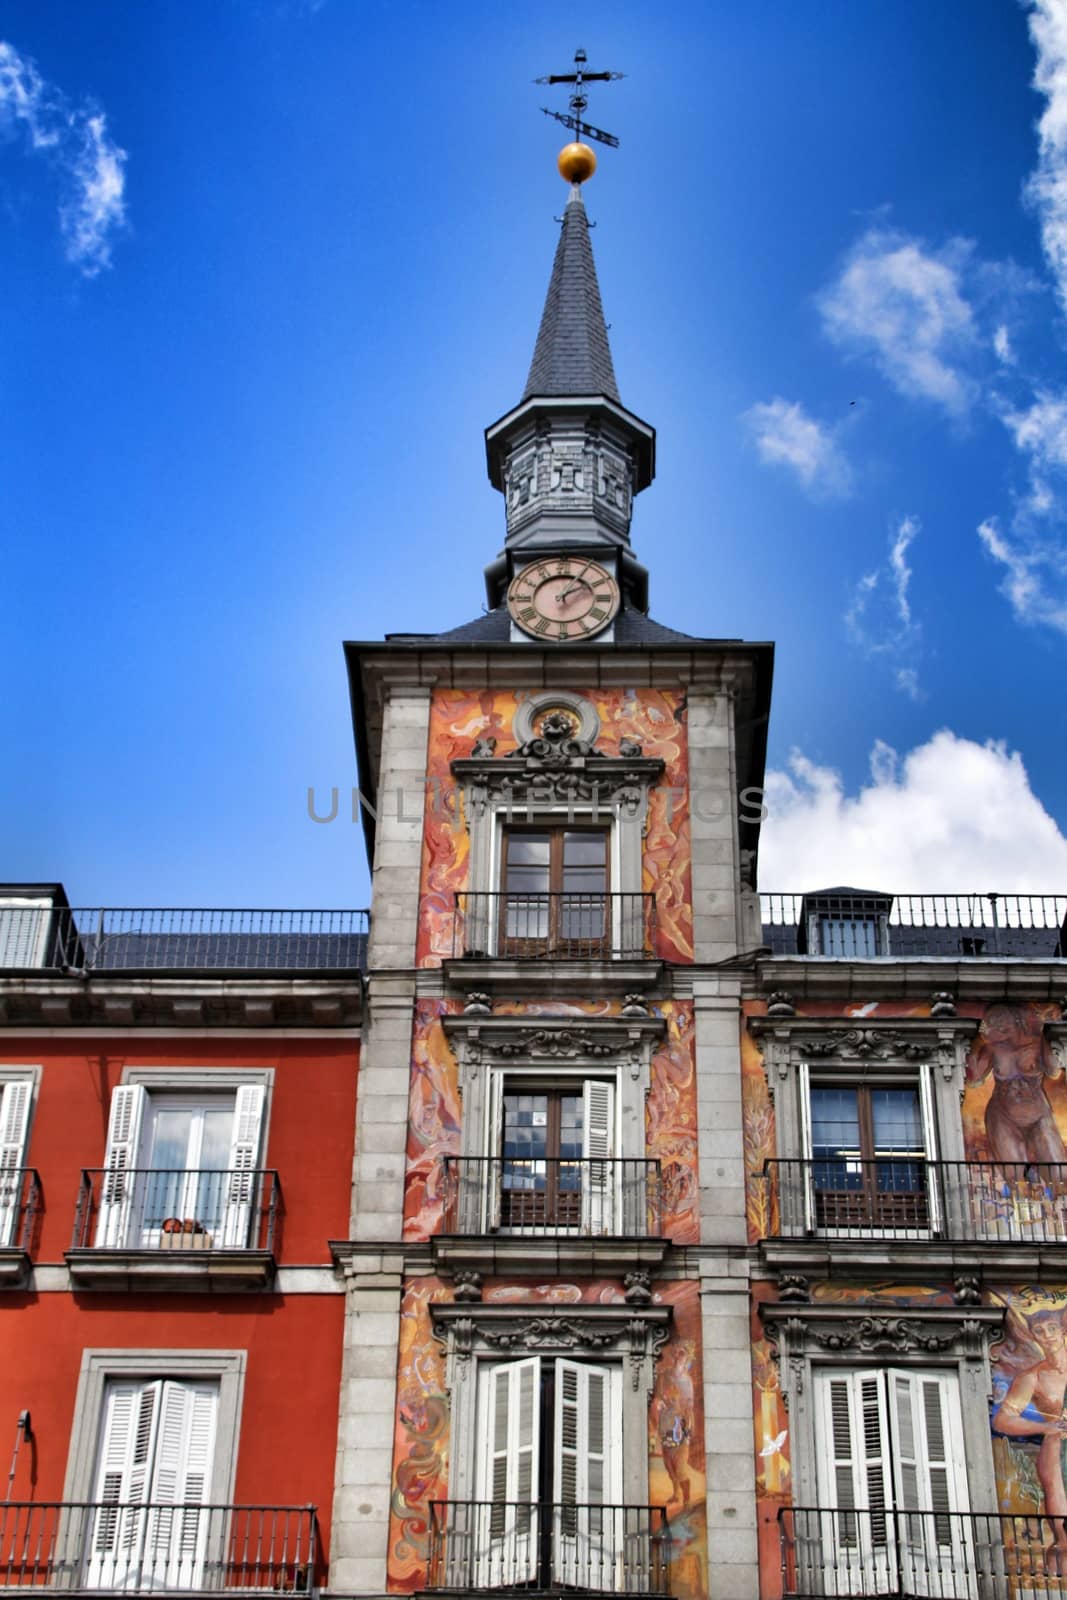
left=402, top=999, right=698, bottom=1245
left=414, top=687, right=693, bottom=967
left=990, top=1289, right=1067, bottom=1574
left=964, top=1004, right=1065, bottom=1166
left=387, top=1277, right=706, bottom=1600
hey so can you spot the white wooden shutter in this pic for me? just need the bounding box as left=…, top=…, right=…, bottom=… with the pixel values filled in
left=581, top=1080, right=615, bottom=1234
left=887, top=1370, right=973, bottom=1599
left=95, top=1086, right=147, bottom=1248
left=814, top=1371, right=892, bottom=1596
left=918, top=1064, right=943, bottom=1235
left=553, top=1360, right=621, bottom=1589
left=86, top=1380, right=162, bottom=1589
left=485, top=1071, right=504, bottom=1232
left=479, top=1357, right=541, bottom=1586
left=797, top=1063, right=815, bottom=1235
left=0, top=900, right=49, bottom=967
left=0, top=1080, right=32, bottom=1247
left=146, top=1382, right=218, bottom=1587
left=221, top=1085, right=265, bottom=1246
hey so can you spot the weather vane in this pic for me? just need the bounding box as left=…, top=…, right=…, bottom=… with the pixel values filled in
left=535, top=47, right=624, bottom=184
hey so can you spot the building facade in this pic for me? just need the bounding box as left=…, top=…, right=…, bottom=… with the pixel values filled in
left=4, top=147, right=1067, bottom=1600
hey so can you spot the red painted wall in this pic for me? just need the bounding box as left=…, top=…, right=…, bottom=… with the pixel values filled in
left=1, top=1035, right=357, bottom=1263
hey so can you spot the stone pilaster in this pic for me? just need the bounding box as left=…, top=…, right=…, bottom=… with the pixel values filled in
left=686, top=689, right=742, bottom=964
left=700, top=1258, right=760, bottom=1600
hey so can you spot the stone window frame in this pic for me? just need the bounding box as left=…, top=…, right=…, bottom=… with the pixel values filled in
left=749, top=1015, right=979, bottom=1178
left=61, top=1348, right=247, bottom=1507
left=761, top=1302, right=1003, bottom=1515
left=443, top=1014, right=666, bottom=1174
left=431, top=1302, right=672, bottom=1506
left=450, top=691, right=666, bottom=934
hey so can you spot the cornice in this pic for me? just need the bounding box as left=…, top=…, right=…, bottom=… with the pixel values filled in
left=761, top=1300, right=1004, bottom=1357
left=442, top=1012, right=666, bottom=1069
left=0, top=976, right=362, bottom=1031
left=753, top=956, right=1067, bottom=1001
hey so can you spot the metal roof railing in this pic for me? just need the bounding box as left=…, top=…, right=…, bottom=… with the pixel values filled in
left=760, top=891, right=1067, bottom=958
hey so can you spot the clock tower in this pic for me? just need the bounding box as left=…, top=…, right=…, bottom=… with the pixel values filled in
left=483, top=162, right=655, bottom=644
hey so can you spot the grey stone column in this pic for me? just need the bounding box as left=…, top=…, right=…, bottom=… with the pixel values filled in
left=331, top=686, right=431, bottom=1595
left=687, top=689, right=741, bottom=964
left=700, top=1259, right=760, bottom=1600
left=693, top=978, right=748, bottom=1248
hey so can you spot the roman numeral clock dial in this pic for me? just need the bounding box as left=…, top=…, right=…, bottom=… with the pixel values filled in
left=506, top=558, right=621, bottom=641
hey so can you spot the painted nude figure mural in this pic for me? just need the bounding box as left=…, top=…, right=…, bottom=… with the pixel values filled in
left=966, top=1005, right=1066, bottom=1165
left=651, top=1342, right=697, bottom=1511
left=992, top=1304, right=1067, bottom=1571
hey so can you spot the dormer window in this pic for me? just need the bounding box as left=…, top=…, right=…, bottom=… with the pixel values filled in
left=800, top=890, right=892, bottom=959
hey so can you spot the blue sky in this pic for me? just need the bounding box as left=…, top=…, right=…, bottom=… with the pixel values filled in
left=3, top=0, right=1067, bottom=907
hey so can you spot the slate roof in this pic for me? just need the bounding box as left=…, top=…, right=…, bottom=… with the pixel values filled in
left=522, top=187, right=621, bottom=403
left=401, top=607, right=707, bottom=646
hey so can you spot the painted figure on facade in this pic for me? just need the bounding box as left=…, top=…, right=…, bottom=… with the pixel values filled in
left=966, top=1005, right=1066, bottom=1165
left=992, top=1304, right=1067, bottom=1570
left=651, top=1341, right=696, bottom=1510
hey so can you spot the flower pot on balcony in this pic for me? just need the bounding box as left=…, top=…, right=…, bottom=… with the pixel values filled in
left=159, top=1220, right=213, bottom=1249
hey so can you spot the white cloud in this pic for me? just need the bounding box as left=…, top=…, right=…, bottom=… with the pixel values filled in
left=0, top=40, right=126, bottom=274
left=741, top=397, right=852, bottom=498
left=978, top=514, right=1067, bottom=634
left=993, top=323, right=1016, bottom=365
left=1025, top=0, right=1067, bottom=315
left=844, top=515, right=924, bottom=697
left=760, top=730, right=1067, bottom=892
left=819, top=228, right=978, bottom=416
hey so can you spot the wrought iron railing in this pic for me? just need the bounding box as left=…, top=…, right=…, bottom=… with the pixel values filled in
left=452, top=893, right=655, bottom=960
left=442, top=1157, right=663, bottom=1238
left=0, top=906, right=368, bottom=973
left=426, top=1501, right=670, bottom=1594
left=760, top=891, right=1067, bottom=958
left=779, top=1504, right=1067, bottom=1596
left=0, top=1167, right=40, bottom=1253
left=0, top=1500, right=320, bottom=1591
left=72, top=1169, right=282, bottom=1254
left=763, top=1158, right=1067, bottom=1245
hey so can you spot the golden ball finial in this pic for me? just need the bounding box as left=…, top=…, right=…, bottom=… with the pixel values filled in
left=557, top=141, right=597, bottom=184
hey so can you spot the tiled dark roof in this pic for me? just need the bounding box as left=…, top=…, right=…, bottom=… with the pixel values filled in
left=415, top=607, right=705, bottom=646
left=761, top=921, right=1062, bottom=959
left=522, top=188, right=620, bottom=403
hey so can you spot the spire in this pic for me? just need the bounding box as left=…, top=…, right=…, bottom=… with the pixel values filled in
left=522, top=185, right=620, bottom=403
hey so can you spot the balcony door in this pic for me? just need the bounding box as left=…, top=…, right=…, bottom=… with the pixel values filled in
left=85, top=1378, right=219, bottom=1591
left=807, top=1081, right=933, bottom=1233
left=501, top=828, right=609, bottom=957
left=475, top=1356, right=622, bottom=1590
left=96, top=1083, right=264, bottom=1249
left=493, top=1079, right=615, bottom=1235
left=813, top=1368, right=972, bottom=1599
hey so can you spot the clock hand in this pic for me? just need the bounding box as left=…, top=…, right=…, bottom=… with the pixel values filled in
left=557, top=564, right=593, bottom=603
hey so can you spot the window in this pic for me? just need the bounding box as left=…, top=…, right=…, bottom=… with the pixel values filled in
left=0, top=1077, right=33, bottom=1247
left=818, top=916, right=880, bottom=958
left=495, top=1079, right=614, bottom=1233
left=808, top=1083, right=930, bottom=1231
left=501, top=827, right=610, bottom=957
left=813, top=1367, right=970, bottom=1596
left=475, top=1356, right=622, bottom=1588
left=86, top=1378, right=219, bottom=1591
left=97, top=1082, right=265, bottom=1250
left=795, top=1062, right=939, bottom=1236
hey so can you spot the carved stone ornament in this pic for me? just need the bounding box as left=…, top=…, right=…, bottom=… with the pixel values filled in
left=470, top=736, right=497, bottom=758
left=452, top=1270, right=484, bottom=1303
left=776, top=1272, right=810, bottom=1304
left=761, top=1303, right=1004, bottom=1373
left=954, top=1274, right=982, bottom=1307
left=930, top=991, right=957, bottom=1019
left=463, top=992, right=493, bottom=1016
left=765, top=992, right=796, bottom=1019
left=623, top=1270, right=652, bottom=1306
left=443, top=1014, right=666, bottom=1082
left=431, top=1302, right=672, bottom=1394
left=621, top=993, right=651, bottom=1018
left=749, top=1016, right=977, bottom=1088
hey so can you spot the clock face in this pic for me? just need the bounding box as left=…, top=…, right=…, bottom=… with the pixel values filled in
left=506, top=557, right=621, bottom=641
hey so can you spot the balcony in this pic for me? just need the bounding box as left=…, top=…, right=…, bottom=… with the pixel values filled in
left=0, top=905, right=368, bottom=974
left=760, top=890, right=1067, bottom=959
left=763, top=1159, right=1067, bottom=1254
left=426, top=1502, right=670, bottom=1594
left=436, top=1155, right=667, bottom=1275
left=66, top=1168, right=281, bottom=1290
left=0, top=1501, right=320, bottom=1593
left=451, top=894, right=655, bottom=962
left=780, top=1505, right=1067, bottom=1597
left=0, top=1168, right=40, bottom=1283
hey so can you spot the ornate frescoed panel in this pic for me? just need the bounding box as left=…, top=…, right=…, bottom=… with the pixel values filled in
left=385, top=1276, right=707, bottom=1600
left=402, top=998, right=698, bottom=1245
left=962, top=1003, right=1065, bottom=1164
left=751, top=1281, right=789, bottom=1599
left=414, top=687, right=692, bottom=967
left=988, top=1287, right=1067, bottom=1540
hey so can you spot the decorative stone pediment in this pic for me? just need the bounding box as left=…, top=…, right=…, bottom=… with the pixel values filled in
left=443, top=1012, right=665, bottom=1081
left=749, top=1015, right=978, bottom=1088
left=431, top=1301, right=672, bottom=1394
left=761, top=1302, right=1003, bottom=1377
